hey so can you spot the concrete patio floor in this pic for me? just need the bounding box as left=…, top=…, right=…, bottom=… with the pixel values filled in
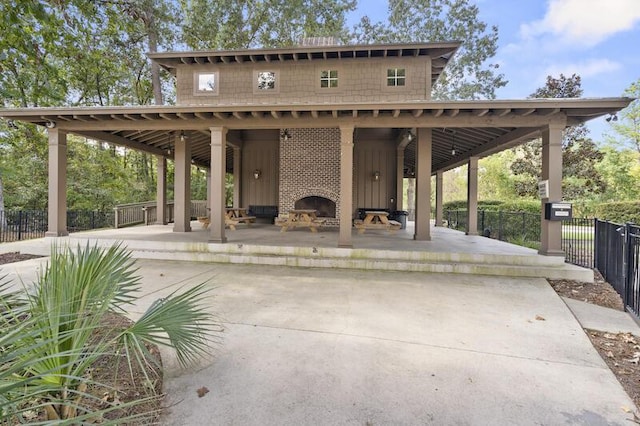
left=0, top=248, right=636, bottom=424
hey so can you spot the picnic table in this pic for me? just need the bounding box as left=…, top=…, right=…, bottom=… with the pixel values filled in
left=275, top=209, right=325, bottom=232
left=197, top=207, right=256, bottom=230
left=225, top=207, right=256, bottom=230
left=353, top=210, right=401, bottom=234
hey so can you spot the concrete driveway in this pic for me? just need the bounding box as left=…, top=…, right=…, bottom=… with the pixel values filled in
left=2, top=257, right=635, bottom=424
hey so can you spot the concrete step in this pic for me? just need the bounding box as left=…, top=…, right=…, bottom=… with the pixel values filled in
left=74, top=237, right=593, bottom=282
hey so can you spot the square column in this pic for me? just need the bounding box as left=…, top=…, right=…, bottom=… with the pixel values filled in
left=466, top=156, right=479, bottom=235
left=396, top=147, right=404, bottom=211
left=539, top=123, right=565, bottom=256
left=173, top=132, right=191, bottom=232
left=339, top=126, right=355, bottom=248
left=45, top=128, right=68, bottom=237
left=155, top=155, right=167, bottom=225
left=206, top=168, right=211, bottom=211
left=414, top=128, right=432, bottom=241
left=435, top=170, right=443, bottom=227
left=233, top=146, right=242, bottom=208
left=209, top=127, right=228, bottom=243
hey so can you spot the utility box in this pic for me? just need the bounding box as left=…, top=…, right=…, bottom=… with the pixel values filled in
left=544, top=202, right=572, bottom=221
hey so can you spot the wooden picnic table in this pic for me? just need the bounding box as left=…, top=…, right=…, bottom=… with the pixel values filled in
left=197, top=207, right=256, bottom=230
left=275, top=209, right=325, bottom=232
left=353, top=210, right=401, bottom=234
left=225, top=207, right=256, bottom=230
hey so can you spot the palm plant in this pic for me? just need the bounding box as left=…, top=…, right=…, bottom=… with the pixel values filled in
left=0, top=243, right=220, bottom=423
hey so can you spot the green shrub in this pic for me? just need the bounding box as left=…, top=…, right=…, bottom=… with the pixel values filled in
left=443, top=199, right=539, bottom=213
left=592, top=201, right=640, bottom=224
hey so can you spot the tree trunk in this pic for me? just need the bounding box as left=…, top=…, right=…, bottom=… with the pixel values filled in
left=147, top=14, right=163, bottom=105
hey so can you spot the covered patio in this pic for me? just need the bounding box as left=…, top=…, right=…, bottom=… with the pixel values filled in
left=0, top=97, right=632, bottom=257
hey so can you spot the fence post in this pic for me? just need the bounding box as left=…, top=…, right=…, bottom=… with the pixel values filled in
left=17, top=210, right=23, bottom=241
left=480, top=210, right=485, bottom=233
left=498, top=211, right=503, bottom=241
left=592, top=218, right=598, bottom=269
left=624, top=222, right=631, bottom=308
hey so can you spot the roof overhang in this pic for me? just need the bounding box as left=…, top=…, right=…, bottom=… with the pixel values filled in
left=1, top=97, right=632, bottom=173
left=148, top=42, right=461, bottom=86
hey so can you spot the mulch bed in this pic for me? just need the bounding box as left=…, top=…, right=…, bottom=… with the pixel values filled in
left=0, top=252, right=44, bottom=265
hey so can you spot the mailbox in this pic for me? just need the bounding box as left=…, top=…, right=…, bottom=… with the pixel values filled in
left=544, top=202, right=572, bottom=221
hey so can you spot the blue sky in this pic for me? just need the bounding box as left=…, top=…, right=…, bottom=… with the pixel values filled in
left=349, top=0, right=640, bottom=142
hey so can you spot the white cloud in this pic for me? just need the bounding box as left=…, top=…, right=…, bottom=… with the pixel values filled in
left=542, top=58, right=622, bottom=80
left=521, top=0, right=640, bottom=46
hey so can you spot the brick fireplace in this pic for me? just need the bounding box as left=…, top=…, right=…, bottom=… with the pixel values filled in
left=278, top=128, right=341, bottom=226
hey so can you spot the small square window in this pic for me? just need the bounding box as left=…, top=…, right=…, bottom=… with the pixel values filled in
left=320, top=70, right=338, bottom=88
left=257, top=71, right=276, bottom=90
left=387, top=68, right=406, bottom=87
left=197, top=73, right=217, bottom=92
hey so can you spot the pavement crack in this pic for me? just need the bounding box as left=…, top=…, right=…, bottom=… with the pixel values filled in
left=225, top=320, right=605, bottom=370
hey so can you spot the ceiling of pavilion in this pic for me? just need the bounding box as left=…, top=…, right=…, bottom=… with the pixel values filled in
left=0, top=98, right=631, bottom=176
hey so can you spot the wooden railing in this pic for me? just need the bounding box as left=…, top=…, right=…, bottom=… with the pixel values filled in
left=113, top=200, right=207, bottom=228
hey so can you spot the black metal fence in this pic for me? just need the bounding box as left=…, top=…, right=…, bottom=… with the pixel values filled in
left=0, top=210, right=114, bottom=243
left=445, top=209, right=594, bottom=268
left=445, top=209, right=541, bottom=249
left=595, top=221, right=640, bottom=319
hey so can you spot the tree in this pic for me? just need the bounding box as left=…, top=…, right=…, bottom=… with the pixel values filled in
left=608, top=79, right=640, bottom=155
left=510, top=74, right=605, bottom=200
left=180, top=0, right=356, bottom=50
left=351, top=0, right=507, bottom=99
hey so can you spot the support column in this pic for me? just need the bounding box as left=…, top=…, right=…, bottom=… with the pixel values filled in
left=233, top=146, right=242, bottom=208
left=435, top=170, right=443, bottom=227
left=45, top=128, right=68, bottom=237
left=209, top=127, right=227, bottom=243
left=339, top=125, right=355, bottom=248
left=173, top=132, right=191, bottom=232
left=414, top=128, right=432, bottom=240
left=396, top=147, right=404, bottom=211
left=155, top=155, right=167, bottom=225
left=539, top=123, right=565, bottom=256
left=205, top=168, right=211, bottom=212
left=466, top=156, right=479, bottom=235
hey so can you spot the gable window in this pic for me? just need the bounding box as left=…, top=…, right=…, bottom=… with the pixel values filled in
left=194, top=72, right=219, bottom=95
left=387, top=68, right=406, bottom=86
left=257, top=71, right=276, bottom=90
left=320, top=70, right=338, bottom=88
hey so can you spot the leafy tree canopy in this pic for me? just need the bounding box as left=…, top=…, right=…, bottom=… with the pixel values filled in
left=351, top=0, right=507, bottom=99
left=510, top=73, right=605, bottom=200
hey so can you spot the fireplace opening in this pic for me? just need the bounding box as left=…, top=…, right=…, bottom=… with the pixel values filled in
left=294, top=196, right=336, bottom=218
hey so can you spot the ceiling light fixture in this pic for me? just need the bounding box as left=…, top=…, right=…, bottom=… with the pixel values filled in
left=451, top=130, right=456, bottom=156
left=45, top=121, right=56, bottom=129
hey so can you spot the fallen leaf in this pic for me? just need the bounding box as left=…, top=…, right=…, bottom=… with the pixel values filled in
left=607, top=351, right=614, bottom=358
left=624, top=334, right=637, bottom=344
left=604, top=333, right=617, bottom=340
left=535, top=315, right=545, bottom=321
left=197, top=386, right=210, bottom=398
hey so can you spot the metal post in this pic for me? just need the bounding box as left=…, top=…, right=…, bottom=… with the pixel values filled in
left=17, top=210, right=22, bottom=241
left=624, top=223, right=631, bottom=308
